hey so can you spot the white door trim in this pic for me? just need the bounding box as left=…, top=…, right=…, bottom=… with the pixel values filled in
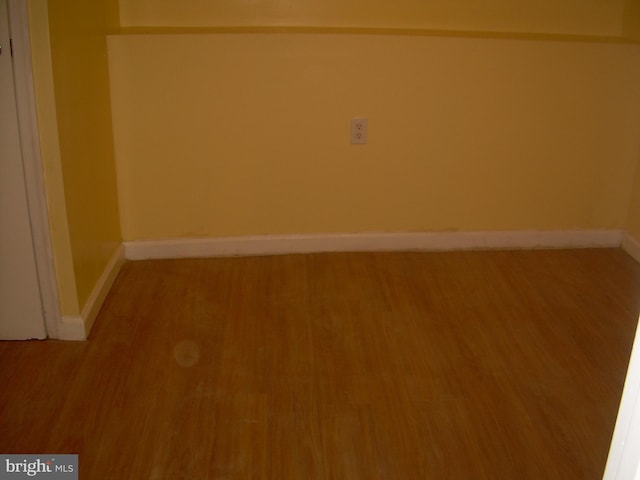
left=603, top=317, right=640, bottom=480
left=7, top=0, right=61, bottom=338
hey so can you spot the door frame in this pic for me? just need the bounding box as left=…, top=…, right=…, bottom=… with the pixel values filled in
left=604, top=317, right=640, bottom=479
left=7, top=0, right=60, bottom=338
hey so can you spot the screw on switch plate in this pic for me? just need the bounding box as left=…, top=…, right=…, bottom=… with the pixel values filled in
left=351, top=118, right=368, bottom=144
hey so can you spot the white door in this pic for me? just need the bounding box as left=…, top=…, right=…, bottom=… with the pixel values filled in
left=0, top=0, right=46, bottom=339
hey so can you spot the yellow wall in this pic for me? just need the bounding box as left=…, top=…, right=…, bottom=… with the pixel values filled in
left=118, top=0, right=626, bottom=37
left=26, top=0, right=640, bottom=316
left=29, top=0, right=121, bottom=315
left=626, top=0, right=640, bottom=240
left=624, top=0, right=640, bottom=40
left=108, top=34, right=640, bottom=241
left=627, top=157, right=640, bottom=241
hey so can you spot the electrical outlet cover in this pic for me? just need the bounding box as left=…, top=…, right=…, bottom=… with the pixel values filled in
left=351, top=118, right=368, bottom=144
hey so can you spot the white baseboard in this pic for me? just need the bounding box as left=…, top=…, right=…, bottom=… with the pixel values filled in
left=622, top=233, right=640, bottom=264
left=124, top=229, right=623, bottom=260
left=57, top=245, right=125, bottom=341
left=57, top=315, right=85, bottom=342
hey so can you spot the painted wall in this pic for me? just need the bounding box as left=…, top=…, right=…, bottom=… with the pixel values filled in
left=118, top=0, right=627, bottom=38
left=108, top=34, right=640, bottom=241
left=624, top=0, right=640, bottom=40
left=626, top=158, right=640, bottom=242
left=28, top=0, right=121, bottom=315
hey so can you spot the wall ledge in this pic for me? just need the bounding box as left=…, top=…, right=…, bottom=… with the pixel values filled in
left=123, top=229, right=623, bottom=260
left=109, top=26, right=640, bottom=45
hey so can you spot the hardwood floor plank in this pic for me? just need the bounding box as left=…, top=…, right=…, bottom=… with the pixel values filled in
left=1, top=248, right=639, bottom=479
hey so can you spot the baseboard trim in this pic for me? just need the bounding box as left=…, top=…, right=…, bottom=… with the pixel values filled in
left=622, top=233, right=640, bottom=264
left=124, top=229, right=623, bottom=260
left=57, top=315, right=85, bottom=342
left=57, top=245, right=125, bottom=341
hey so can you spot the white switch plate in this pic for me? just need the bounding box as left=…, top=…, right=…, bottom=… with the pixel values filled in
left=351, top=118, right=368, bottom=144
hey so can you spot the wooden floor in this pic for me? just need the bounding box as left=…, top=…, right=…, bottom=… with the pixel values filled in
left=1, top=249, right=640, bottom=479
